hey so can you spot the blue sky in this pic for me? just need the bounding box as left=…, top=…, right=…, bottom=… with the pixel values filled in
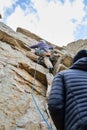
left=0, top=0, right=87, bottom=46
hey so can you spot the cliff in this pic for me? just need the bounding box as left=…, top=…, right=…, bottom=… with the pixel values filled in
left=0, top=21, right=83, bottom=130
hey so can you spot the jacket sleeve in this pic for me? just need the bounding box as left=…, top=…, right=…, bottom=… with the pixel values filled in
left=29, top=42, right=41, bottom=49
left=29, top=44, right=38, bottom=49
left=48, top=73, right=65, bottom=130
left=49, top=45, right=53, bottom=50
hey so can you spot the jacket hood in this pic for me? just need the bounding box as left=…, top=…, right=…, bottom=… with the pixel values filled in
left=70, top=57, right=87, bottom=71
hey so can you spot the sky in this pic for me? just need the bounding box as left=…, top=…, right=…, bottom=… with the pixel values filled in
left=0, top=0, right=87, bottom=47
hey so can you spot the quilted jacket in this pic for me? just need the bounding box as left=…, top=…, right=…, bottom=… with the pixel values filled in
left=48, top=57, right=87, bottom=130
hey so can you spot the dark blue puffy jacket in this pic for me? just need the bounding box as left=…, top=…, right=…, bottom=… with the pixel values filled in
left=48, top=57, right=87, bottom=130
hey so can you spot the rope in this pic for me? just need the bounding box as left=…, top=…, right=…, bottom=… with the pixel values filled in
left=5, top=52, right=53, bottom=129
left=31, top=56, right=53, bottom=130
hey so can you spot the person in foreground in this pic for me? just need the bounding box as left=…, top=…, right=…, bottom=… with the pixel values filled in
left=48, top=50, right=87, bottom=130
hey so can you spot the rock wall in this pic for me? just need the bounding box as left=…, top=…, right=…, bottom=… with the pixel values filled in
left=0, top=14, right=2, bottom=19
left=64, top=39, right=87, bottom=56
left=0, top=22, right=73, bottom=130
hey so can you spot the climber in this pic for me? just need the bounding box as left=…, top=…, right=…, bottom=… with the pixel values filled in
left=29, top=39, right=53, bottom=73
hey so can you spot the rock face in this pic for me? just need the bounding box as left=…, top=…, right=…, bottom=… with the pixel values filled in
left=0, top=22, right=74, bottom=130
left=65, top=39, right=87, bottom=56
left=0, top=14, right=2, bottom=19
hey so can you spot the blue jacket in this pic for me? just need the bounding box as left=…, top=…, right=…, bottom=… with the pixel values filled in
left=48, top=57, right=87, bottom=130
left=30, top=41, right=53, bottom=52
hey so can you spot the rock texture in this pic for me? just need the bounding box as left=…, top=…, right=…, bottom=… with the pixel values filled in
left=65, top=39, right=87, bottom=56
left=0, top=14, right=2, bottom=19
left=0, top=21, right=83, bottom=130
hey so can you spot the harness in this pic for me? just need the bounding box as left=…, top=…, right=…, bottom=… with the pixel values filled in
left=35, top=48, right=51, bottom=57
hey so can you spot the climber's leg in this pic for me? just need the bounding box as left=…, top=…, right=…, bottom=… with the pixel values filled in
left=43, top=56, right=53, bottom=73
left=46, top=73, right=54, bottom=99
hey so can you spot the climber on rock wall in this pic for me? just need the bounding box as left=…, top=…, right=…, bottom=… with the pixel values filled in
left=29, top=39, right=53, bottom=73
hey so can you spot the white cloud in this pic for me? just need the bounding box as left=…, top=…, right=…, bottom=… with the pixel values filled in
left=6, top=5, right=38, bottom=32
left=6, top=0, right=86, bottom=46
left=0, top=0, right=17, bottom=15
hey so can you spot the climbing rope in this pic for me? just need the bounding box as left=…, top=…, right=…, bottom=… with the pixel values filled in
left=26, top=56, right=53, bottom=130
left=10, top=56, right=53, bottom=130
